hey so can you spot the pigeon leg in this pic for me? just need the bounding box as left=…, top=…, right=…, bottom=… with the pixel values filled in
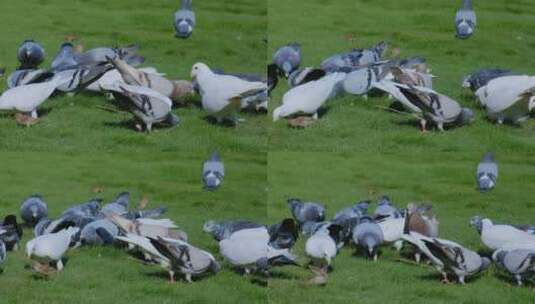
left=440, top=272, right=450, bottom=284
left=312, top=112, right=319, bottom=120
left=146, top=123, right=152, bottom=133
left=437, top=122, right=445, bottom=132
left=168, top=271, right=175, bottom=283
left=458, top=276, right=465, bottom=285
left=393, top=240, right=403, bottom=252
left=185, top=273, right=192, bottom=283
left=420, top=119, right=428, bottom=132
left=515, top=275, right=522, bottom=286
left=414, top=252, right=421, bottom=264
left=31, top=110, right=38, bottom=119
left=56, top=259, right=64, bottom=271
left=13, top=243, right=19, bottom=251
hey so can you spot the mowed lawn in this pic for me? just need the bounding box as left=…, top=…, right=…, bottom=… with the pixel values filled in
left=268, top=0, right=535, bottom=155
left=267, top=152, right=535, bottom=304
left=0, top=0, right=267, bottom=152
left=0, top=152, right=268, bottom=304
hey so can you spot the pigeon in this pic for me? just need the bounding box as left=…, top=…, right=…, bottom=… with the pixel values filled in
left=470, top=216, right=535, bottom=250
left=0, top=215, right=23, bottom=251
left=7, top=69, right=53, bottom=88
left=0, top=240, right=5, bottom=270
left=287, top=198, right=326, bottom=225
left=74, top=45, right=144, bottom=67
left=305, top=224, right=343, bottom=268
left=373, top=196, right=402, bottom=219
left=342, top=65, right=384, bottom=96
left=149, top=237, right=220, bottom=282
left=101, top=192, right=130, bottom=215
left=302, top=221, right=349, bottom=249
left=476, top=153, right=498, bottom=192
left=320, top=41, right=388, bottom=73
left=174, top=0, right=196, bottom=39
left=492, top=248, right=535, bottom=286
left=101, top=81, right=178, bottom=132
left=462, top=69, right=515, bottom=92
left=202, top=152, right=224, bottom=190
left=0, top=75, right=69, bottom=118
left=374, top=80, right=474, bottom=131
left=332, top=200, right=370, bottom=224
left=116, top=233, right=173, bottom=279
left=405, top=203, right=440, bottom=262
left=106, top=213, right=188, bottom=242
left=352, top=216, right=384, bottom=261
left=80, top=219, right=118, bottom=246
left=191, top=63, right=267, bottom=124
left=109, top=57, right=193, bottom=102
left=20, top=195, right=48, bottom=227
left=455, top=0, right=476, bottom=39
left=17, top=40, right=45, bottom=69
left=474, top=75, right=535, bottom=124
left=51, top=42, right=79, bottom=72
left=272, top=43, right=301, bottom=78
left=401, top=231, right=490, bottom=284
left=268, top=218, right=299, bottom=249
left=287, top=67, right=327, bottom=88
left=63, top=199, right=102, bottom=218
left=219, top=227, right=297, bottom=274
left=203, top=220, right=263, bottom=241
left=26, top=227, right=80, bottom=271
left=273, top=72, right=346, bottom=121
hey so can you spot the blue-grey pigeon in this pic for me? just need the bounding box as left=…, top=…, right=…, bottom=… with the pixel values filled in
left=476, top=153, right=498, bottom=192
left=352, top=216, right=384, bottom=261
left=455, top=0, right=476, bottom=39
left=174, top=0, right=195, bottom=39
left=20, top=194, right=48, bottom=226
left=202, top=152, right=224, bottom=190
left=272, top=43, right=301, bottom=78
left=287, top=198, right=326, bottom=225
left=203, top=220, right=263, bottom=241
left=17, top=40, right=45, bottom=69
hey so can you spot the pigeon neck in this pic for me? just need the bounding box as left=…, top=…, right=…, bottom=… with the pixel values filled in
left=181, top=0, right=192, bottom=9
left=462, top=0, right=472, bottom=10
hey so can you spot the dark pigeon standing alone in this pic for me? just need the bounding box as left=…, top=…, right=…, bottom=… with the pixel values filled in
left=272, top=43, right=301, bottom=78
left=476, top=152, right=498, bottom=192
left=17, top=40, right=45, bottom=69
left=455, top=0, right=476, bottom=39
left=202, top=152, right=224, bottom=190
left=174, top=0, right=195, bottom=39
left=20, top=195, right=48, bottom=227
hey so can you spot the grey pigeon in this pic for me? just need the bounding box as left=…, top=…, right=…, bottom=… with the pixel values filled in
left=373, top=196, right=402, bottom=219
left=0, top=240, right=5, bottom=270
left=320, top=41, right=387, bottom=73
left=469, top=216, right=535, bottom=250
left=174, top=0, right=196, bottom=39
left=272, top=43, right=301, bottom=78
left=63, top=199, right=102, bottom=218
left=476, top=153, right=498, bottom=192
left=203, top=220, right=263, bottom=241
left=149, top=237, right=220, bottom=282
left=352, top=216, right=384, bottom=261
left=20, top=194, right=48, bottom=226
left=0, top=215, right=23, bottom=251
left=17, top=40, right=45, bottom=69
left=268, top=218, right=299, bottom=249
left=51, top=42, right=78, bottom=72
left=455, top=0, right=476, bottom=39
left=287, top=198, right=326, bottom=225
left=202, top=152, right=224, bottom=191
left=462, top=69, right=515, bottom=92
left=80, top=219, right=119, bottom=246
left=402, top=231, right=491, bottom=284
left=493, top=249, right=535, bottom=286
left=101, top=192, right=130, bottom=215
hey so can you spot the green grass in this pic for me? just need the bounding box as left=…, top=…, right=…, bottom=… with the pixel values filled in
left=268, top=0, right=535, bottom=155
left=0, top=152, right=267, bottom=304
left=267, top=152, right=535, bottom=304
left=0, top=0, right=267, bottom=152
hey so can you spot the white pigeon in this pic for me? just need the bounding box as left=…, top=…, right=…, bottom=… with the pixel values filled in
left=475, top=75, right=535, bottom=124
left=0, top=76, right=69, bottom=118
left=190, top=62, right=266, bottom=122
left=305, top=230, right=338, bottom=267
left=26, top=227, right=79, bottom=271
left=273, top=72, right=346, bottom=121
left=472, top=217, right=535, bottom=250
left=376, top=216, right=405, bottom=251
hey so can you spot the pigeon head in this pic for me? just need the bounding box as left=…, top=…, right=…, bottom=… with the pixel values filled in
left=202, top=220, right=221, bottom=238
left=203, top=171, right=222, bottom=190
left=456, top=21, right=474, bottom=39
left=17, top=40, right=45, bottom=68
left=281, top=61, right=293, bottom=78
left=458, top=107, right=475, bottom=125
left=190, top=62, right=211, bottom=81
left=378, top=196, right=391, bottom=206
left=477, top=173, right=495, bottom=192
left=469, top=216, right=484, bottom=234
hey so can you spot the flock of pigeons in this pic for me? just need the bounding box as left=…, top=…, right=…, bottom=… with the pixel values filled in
left=2, top=150, right=530, bottom=287
left=0, top=0, right=269, bottom=130
left=268, top=0, right=534, bottom=130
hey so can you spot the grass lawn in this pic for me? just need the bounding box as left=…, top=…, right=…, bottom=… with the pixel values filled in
left=0, top=0, right=267, bottom=152
left=268, top=0, right=535, bottom=155
left=267, top=152, right=535, bottom=304
left=0, top=152, right=268, bottom=304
